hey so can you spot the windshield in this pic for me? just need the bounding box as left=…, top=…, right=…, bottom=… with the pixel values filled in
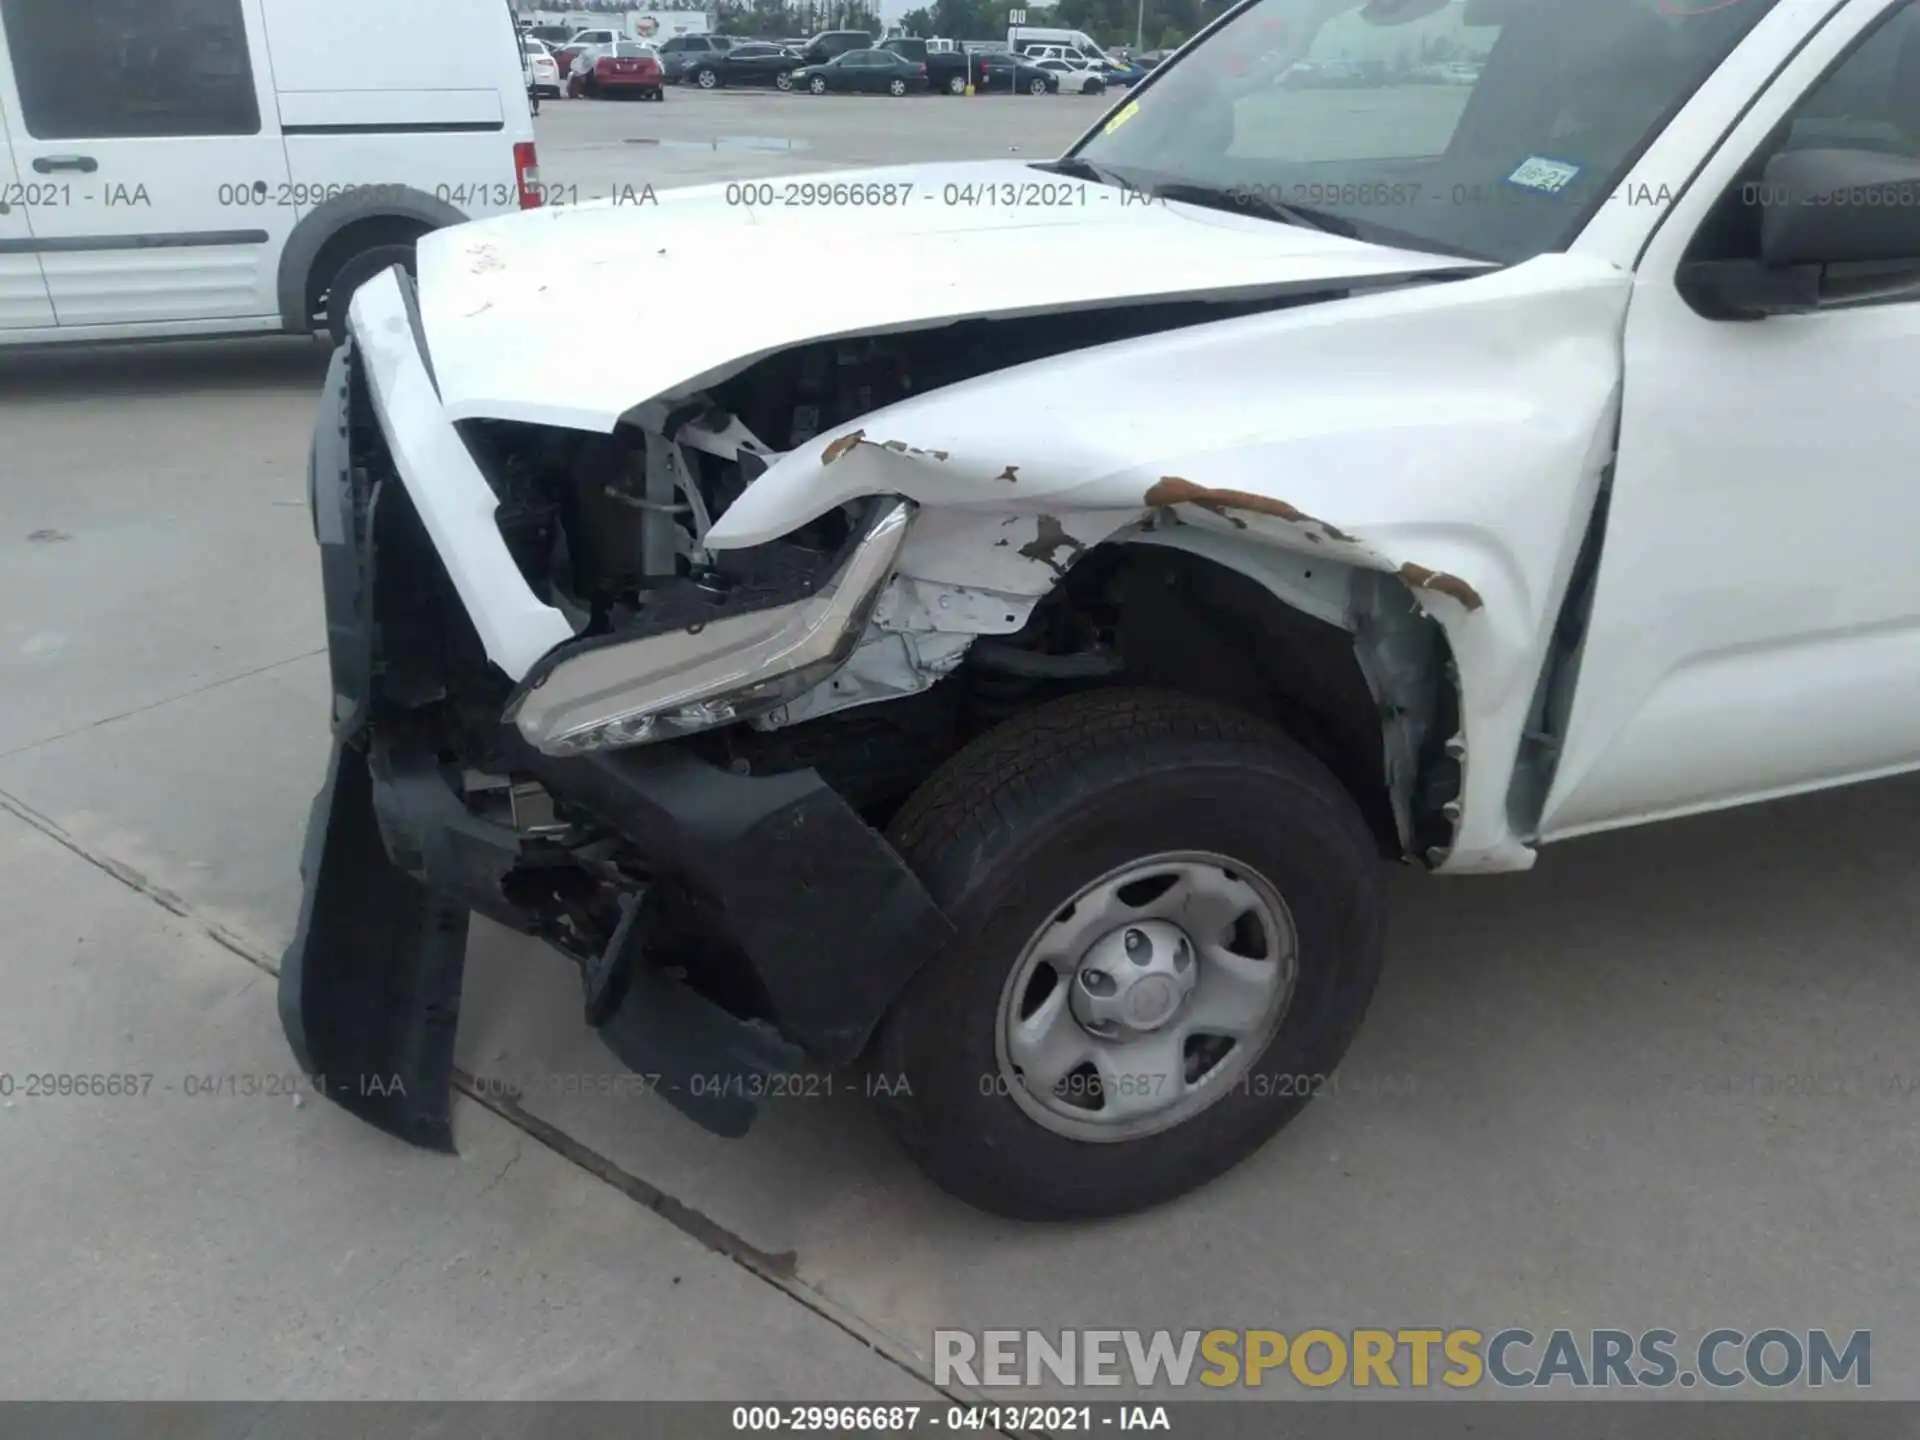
left=1070, top=0, right=1784, bottom=261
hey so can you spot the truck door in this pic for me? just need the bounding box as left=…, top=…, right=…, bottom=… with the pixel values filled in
left=1542, top=0, right=1920, bottom=837
left=0, top=0, right=294, bottom=329
left=0, top=66, right=54, bottom=329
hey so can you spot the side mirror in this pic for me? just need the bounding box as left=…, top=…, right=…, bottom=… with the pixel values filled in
left=1678, top=147, right=1920, bottom=318
left=1758, top=147, right=1920, bottom=267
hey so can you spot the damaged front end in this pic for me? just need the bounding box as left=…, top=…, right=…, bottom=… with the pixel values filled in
left=283, top=292, right=963, bottom=1147
left=288, top=232, right=1628, bottom=1151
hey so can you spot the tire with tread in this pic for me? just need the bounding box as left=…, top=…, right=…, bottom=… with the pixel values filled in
left=870, top=688, right=1387, bottom=1220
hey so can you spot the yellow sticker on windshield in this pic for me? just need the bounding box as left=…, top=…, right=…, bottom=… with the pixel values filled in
left=1103, top=100, right=1140, bottom=134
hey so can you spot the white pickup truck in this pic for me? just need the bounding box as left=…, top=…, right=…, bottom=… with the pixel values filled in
left=284, top=0, right=1920, bottom=1221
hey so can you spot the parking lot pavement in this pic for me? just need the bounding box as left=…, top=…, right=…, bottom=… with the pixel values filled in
left=0, top=809, right=948, bottom=1401
left=529, top=86, right=1100, bottom=196
left=4, top=95, right=1920, bottom=1403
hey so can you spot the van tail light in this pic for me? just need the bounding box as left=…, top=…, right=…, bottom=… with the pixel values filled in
left=514, top=140, right=542, bottom=209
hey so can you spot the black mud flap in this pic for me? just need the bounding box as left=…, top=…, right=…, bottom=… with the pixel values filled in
left=279, top=736, right=467, bottom=1152
left=586, top=890, right=806, bottom=1138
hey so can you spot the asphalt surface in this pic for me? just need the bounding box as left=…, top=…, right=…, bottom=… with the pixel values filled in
left=3, top=88, right=1919, bottom=1409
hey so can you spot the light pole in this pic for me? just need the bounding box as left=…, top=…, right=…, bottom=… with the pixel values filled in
left=1135, top=0, right=1144, bottom=50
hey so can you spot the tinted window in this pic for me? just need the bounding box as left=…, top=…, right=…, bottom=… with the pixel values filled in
left=613, top=43, right=654, bottom=57
left=1075, top=0, right=1786, bottom=263
left=2, top=0, right=260, bottom=139
left=1780, top=1, right=1920, bottom=157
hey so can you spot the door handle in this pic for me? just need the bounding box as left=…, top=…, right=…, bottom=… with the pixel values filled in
left=33, top=155, right=97, bottom=174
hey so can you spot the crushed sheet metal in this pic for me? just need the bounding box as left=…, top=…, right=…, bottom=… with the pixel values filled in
left=1399, top=561, right=1485, bottom=612
left=1017, top=516, right=1088, bottom=577
left=821, top=429, right=866, bottom=464
left=1144, top=477, right=1359, bottom=543
left=820, top=429, right=952, bottom=466
left=672, top=253, right=1632, bottom=875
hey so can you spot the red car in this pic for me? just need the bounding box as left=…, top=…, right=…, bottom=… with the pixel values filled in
left=573, top=42, right=664, bottom=100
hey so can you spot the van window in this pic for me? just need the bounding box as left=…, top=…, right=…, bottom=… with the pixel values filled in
left=0, top=0, right=260, bottom=140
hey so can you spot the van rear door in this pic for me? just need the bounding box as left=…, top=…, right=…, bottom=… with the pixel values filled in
left=0, top=0, right=295, bottom=330
left=0, top=75, right=55, bottom=329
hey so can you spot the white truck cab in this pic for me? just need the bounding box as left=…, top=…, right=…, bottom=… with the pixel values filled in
left=0, top=0, right=540, bottom=348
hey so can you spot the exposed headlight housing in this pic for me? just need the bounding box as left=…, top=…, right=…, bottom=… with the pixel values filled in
left=504, top=499, right=914, bottom=755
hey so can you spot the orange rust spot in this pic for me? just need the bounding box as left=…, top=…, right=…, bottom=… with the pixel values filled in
left=1144, top=476, right=1356, bottom=538
left=820, top=429, right=866, bottom=464
left=1399, top=562, right=1484, bottom=612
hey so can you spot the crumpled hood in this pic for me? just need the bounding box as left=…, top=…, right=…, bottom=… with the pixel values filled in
left=413, top=157, right=1488, bottom=430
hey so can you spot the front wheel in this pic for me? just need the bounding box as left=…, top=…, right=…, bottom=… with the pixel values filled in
left=695, top=67, right=718, bottom=88
left=869, top=689, right=1387, bottom=1220
left=888, top=77, right=907, bottom=96
left=809, top=75, right=827, bottom=94
left=1085, top=80, right=1105, bottom=95
left=776, top=70, right=795, bottom=90
left=1029, top=76, right=1050, bottom=95
left=946, top=73, right=967, bottom=94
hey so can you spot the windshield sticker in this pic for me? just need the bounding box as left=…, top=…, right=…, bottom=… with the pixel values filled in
left=1103, top=99, right=1140, bottom=135
left=1506, top=156, right=1583, bottom=194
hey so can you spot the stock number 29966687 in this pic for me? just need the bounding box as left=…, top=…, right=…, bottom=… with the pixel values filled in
left=726, top=180, right=915, bottom=207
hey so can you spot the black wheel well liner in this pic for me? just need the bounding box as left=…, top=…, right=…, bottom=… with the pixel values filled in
left=1073, top=545, right=1411, bottom=859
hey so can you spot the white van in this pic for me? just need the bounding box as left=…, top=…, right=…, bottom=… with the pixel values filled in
left=1007, top=25, right=1109, bottom=63
left=0, top=0, right=540, bottom=348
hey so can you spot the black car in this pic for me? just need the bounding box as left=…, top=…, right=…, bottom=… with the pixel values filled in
left=798, top=29, right=875, bottom=64
left=683, top=41, right=805, bottom=90
left=790, top=48, right=926, bottom=95
left=972, top=51, right=1061, bottom=94
left=655, top=33, right=728, bottom=81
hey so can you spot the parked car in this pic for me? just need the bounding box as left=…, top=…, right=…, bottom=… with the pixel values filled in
left=1034, top=57, right=1108, bottom=94
left=285, top=0, right=1920, bottom=1223
left=656, top=33, right=729, bottom=81
left=574, top=41, right=664, bottom=100
left=564, top=26, right=622, bottom=50
left=527, top=23, right=575, bottom=46
left=877, top=35, right=970, bottom=93
left=523, top=37, right=562, bottom=101
left=0, top=0, right=539, bottom=350
left=974, top=51, right=1062, bottom=93
left=790, top=48, right=925, bottom=95
left=683, top=41, right=806, bottom=89
left=798, top=28, right=877, bottom=63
